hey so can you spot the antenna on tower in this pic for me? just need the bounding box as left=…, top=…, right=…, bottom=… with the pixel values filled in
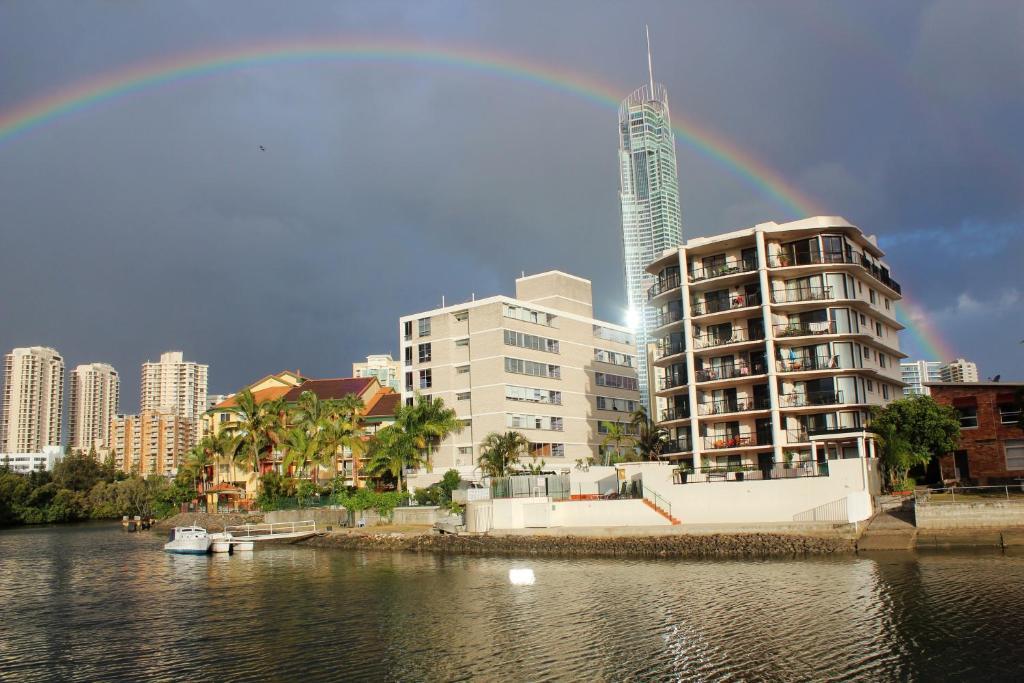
left=645, top=25, right=655, bottom=95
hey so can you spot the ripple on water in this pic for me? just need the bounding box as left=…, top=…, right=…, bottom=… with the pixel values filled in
left=2, top=526, right=1024, bottom=681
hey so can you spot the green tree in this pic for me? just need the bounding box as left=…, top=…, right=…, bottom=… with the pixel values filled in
left=280, top=427, right=316, bottom=479
left=477, top=431, right=531, bottom=478
left=397, top=394, right=462, bottom=471
left=365, top=424, right=419, bottom=494
left=227, top=390, right=286, bottom=480
left=600, top=421, right=634, bottom=466
left=630, top=407, right=668, bottom=461
left=52, top=451, right=105, bottom=491
left=870, top=395, right=961, bottom=489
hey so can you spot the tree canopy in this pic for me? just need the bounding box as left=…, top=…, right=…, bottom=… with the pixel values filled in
left=869, top=395, right=960, bottom=489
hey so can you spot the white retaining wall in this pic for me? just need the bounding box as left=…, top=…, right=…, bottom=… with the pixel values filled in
left=490, top=497, right=669, bottom=530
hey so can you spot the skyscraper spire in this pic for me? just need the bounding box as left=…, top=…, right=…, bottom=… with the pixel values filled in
left=646, top=25, right=655, bottom=96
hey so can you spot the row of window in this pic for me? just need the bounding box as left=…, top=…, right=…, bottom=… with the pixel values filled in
left=595, top=348, right=635, bottom=367
left=593, top=325, right=633, bottom=345
left=507, top=385, right=562, bottom=405
left=505, top=357, right=561, bottom=379
left=597, top=396, right=638, bottom=412
left=507, top=413, right=564, bottom=431
left=504, top=304, right=556, bottom=327
left=595, top=372, right=639, bottom=391
left=504, top=329, right=559, bottom=353
left=957, top=403, right=1022, bottom=429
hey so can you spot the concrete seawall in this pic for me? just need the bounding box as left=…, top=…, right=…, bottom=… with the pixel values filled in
left=915, top=502, right=1024, bottom=529
left=299, top=530, right=856, bottom=558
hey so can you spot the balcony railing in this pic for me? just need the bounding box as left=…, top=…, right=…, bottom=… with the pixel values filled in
left=661, top=436, right=694, bottom=455
left=661, top=407, right=690, bottom=422
left=771, top=286, right=833, bottom=304
left=779, top=390, right=844, bottom=408
left=776, top=355, right=839, bottom=373
left=673, top=460, right=829, bottom=484
left=654, top=341, right=686, bottom=360
left=702, top=431, right=772, bottom=450
left=697, top=396, right=771, bottom=416
left=654, top=308, right=684, bottom=328
left=694, top=361, right=768, bottom=382
left=691, top=292, right=762, bottom=316
left=766, top=250, right=901, bottom=294
left=647, top=274, right=682, bottom=300
left=689, top=259, right=758, bottom=283
left=694, top=327, right=765, bottom=350
left=787, top=428, right=810, bottom=444
left=657, top=374, right=688, bottom=391
left=773, top=321, right=836, bottom=338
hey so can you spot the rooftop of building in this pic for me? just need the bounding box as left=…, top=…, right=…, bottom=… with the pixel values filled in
left=281, top=377, right=375, bottom=403
left=925, top=381, right=1024, bottom=389
left=364, top=392, right=400, bottom=418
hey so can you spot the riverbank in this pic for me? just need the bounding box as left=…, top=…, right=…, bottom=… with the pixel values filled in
left=153, top=511, right=264, bottom=532
left=298, top=528, right=855, bottom=558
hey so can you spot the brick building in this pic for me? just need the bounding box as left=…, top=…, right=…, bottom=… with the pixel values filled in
left=926, top=382, right=1024, bottom=484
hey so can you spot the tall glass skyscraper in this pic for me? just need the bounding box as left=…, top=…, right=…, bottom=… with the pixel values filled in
left=617, top=72, right=683, bottom=408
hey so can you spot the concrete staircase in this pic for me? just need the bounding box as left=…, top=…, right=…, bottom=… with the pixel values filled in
left=856, top=508, right=917, bottom=550
left=642, top=498, right=681, bottom=525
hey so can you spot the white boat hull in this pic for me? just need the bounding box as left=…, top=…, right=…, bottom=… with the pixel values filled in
left=164, top=525, right=212, bottom=554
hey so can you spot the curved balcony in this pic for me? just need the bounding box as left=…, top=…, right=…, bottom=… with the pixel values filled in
left=694, top=361, right=768, bottom=383
left=702, top=431, right=773, bottom=451
left=653, top=341, right=686, bottom=362
left=778, top=390, right=844, bottom=408
left=661, top=435, right=694, bottom=456
left=689, top=258, right=758, bottom=284
left=691, top=292, right=762, bottom=317
left=765, top=250, right=901, bottom=295
left=693, top=328, right=765, bottom=351
left=657, top=374, right=688, bottom=392
left=647, top=274, right=682, bottom=302
left=773, top=321, right=837, bottom=339
left=652, top=308, right=684, bottom=333
left=770, top=286, right=834, bottom=305
left=660, top=407, right=690, bottom=423
left=697, top=396, right=772, bottom=417
left=775, top=355, right=839, bottom=373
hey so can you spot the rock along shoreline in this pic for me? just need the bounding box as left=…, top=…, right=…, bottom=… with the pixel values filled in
left=298, top=530, right=855, bottom=559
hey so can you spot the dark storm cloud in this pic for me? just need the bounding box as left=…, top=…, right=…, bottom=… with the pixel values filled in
left=0, top=0, right=1021, bottom=407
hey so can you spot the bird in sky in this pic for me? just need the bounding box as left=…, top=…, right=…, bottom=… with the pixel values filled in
left=259, top=145, right=265, bottom=151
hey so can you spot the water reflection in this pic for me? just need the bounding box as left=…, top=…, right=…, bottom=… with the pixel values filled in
left=0, top=524, right=1022, bottom=681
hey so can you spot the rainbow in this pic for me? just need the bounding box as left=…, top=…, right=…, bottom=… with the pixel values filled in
left=897, top=296, right=957, bottom=361
left=0, top=37, right=956, bottom=361
left=0, top=38, right=823, bottom=217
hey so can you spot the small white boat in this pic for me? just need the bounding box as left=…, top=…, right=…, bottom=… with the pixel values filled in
left=209, top=532, right=232, bottom=553
left=164, top=526, right=211, bottom=555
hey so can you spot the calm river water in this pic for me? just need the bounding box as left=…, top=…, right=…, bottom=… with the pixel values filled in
left=1, top=524, right=1023, bottom=681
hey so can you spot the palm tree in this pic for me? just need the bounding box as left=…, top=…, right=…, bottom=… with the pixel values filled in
left=280, top=427, right=316, bottom=479
left=184, top=445, right=212, bottom=495
left=321, top=394, right=367, bottom=485
left=630, top=407, right=668, bottom=461
left=365, top=424, right=420, bottom=494
left=397, top=394, right=462, bottom=471
left=477, top=431, right=531, bottom=478
left=600, top=420, right=634, bottom=466
left=227, top=389, right=286, bottom=479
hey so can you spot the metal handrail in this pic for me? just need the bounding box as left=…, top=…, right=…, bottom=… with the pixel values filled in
left=779, top=390, right=844, bottom=407
left=771, top=286, right=834, bottom=304
left=690, top=259, right=758, bottom=282
left=691, top=292, right=762, bottom=316
left=647, top=274, right=682, bottom=300
left=654, top=308, right=684, bottom=328
left=775, top=355, right=839, bottom=372
left=644, top=485, right=672, bottom=520
left=695, top=362, right=768, bottom=382
left=914, top=484, right=1024, bottom=504
left=694, top=327, right=765, bottom=349
left=773, top=321, right=837, bottom=338
left=224, top=520, right=317, bottom=538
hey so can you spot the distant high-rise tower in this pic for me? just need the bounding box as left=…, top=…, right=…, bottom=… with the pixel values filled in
left=617, top=28, right=683, bottom=407
left=1, top=346, right=65, bottom=453
left=69, top=362, right=120, bottom=454
left=140, top=351, right=208, bottom=453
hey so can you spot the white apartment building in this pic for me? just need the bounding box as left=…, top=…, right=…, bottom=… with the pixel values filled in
left=399, top=271, right=640, bottom=480
left=646, top=216, right=905, bottom=471
left=140, top=351, right=207, bottom=445
left=942, top=358, right=979, bottom=383
left=68, top=362, right=120, bottom=453
left=353, top=354, right=402, bottom=392
left=1, top=446, right=62, bottom=474
left=901, top=358, right=979, bottom=396
left=901, top=360, right=944, bottom=396
left=1, top=346, right=65, bottom=454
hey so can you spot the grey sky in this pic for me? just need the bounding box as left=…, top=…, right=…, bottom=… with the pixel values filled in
left=1, top=0, right=1021, bottom=407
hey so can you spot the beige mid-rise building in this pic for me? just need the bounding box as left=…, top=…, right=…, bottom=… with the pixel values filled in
left=646, top=216, right=905, bottom=470
left=141, top=351, right=209, bottom=423
left=1, top=346, right=65, bottom=454
left=941, top=358, right=979, bottom=384
left=353, top=354, right=402, bottom=392
left=69, top=362, right=120, bottom=454
left=110, top=410, right=193, bottom=477
left=400, top=271, right=640, bottom=480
